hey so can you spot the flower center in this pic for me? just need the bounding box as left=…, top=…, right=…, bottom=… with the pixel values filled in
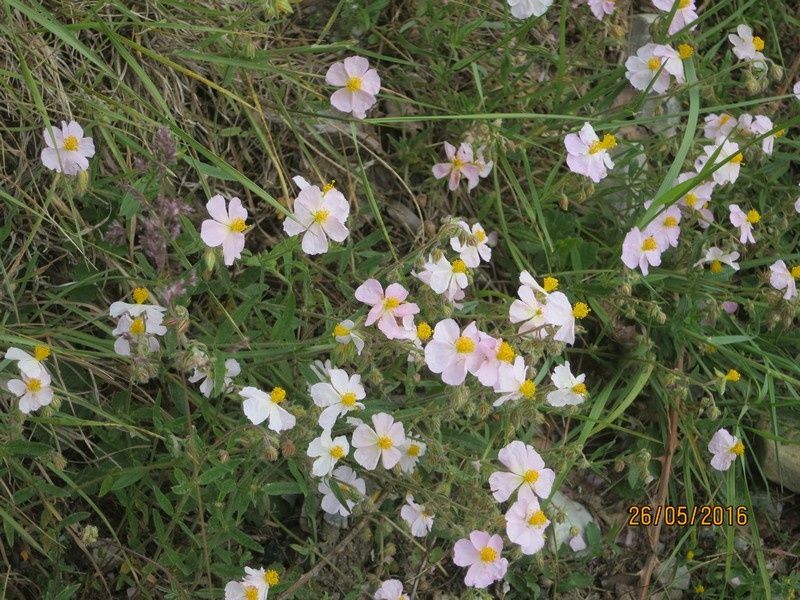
left=132, top=287, right=149, bottom=304
left=664, top=216, right=678, bottom=227
left=333, top=323, right=350, bottom=337
left=330, top=445, right=345, bottom=459
left=346, top=76, right=363, bottom=92
left=571, top=382, right=588, bottom=396
left=775, top=129, right=785, bottom=138
left=341, top=392, right=357, bottom=407
left=746, top=209, right=760, bottom=224
left=725, top=369, right=741, bottom=382
left=265, top=570, right=280, bottom=586
left=730, top=153, right=744, bottom=165
left=34, top=345, right=51, bottom=361
left=322, top=180, right=336, bottom=193
left=730, top=441, right=745, bottom=456
left=416, top=322, right=432, bottom=341
left=270, top=387, right=287, bottom=403
left=791, top=266, right=800, bottom=279
left=528, top=510, right=548, bottom=527
left=543, top=276, right=559, bottom=292
left=719, top=114, right=731, bottom=126
left=496, top=341, right=516, bottom=363
left=519, top=379, right=536, bottom=398
left=63, top=135, right=79, bottom=151
left=27, top=378, right=42, bottom=393
left=710, top=260, right=723, bottom=273
left=451, top=157, right=465, bottom=169
left=129, top=318, right=145, bottom=335
left=454, top=336, right=475, bottom=354
left=474, top=229, right=487, bottom=243
left=244, top=587, right=259, bottom=600
left=522, top=469, right=540, bottom=484
left=678, top=43, right=694, bottom=59
left=407, top=443, right=421, bottom=457
left=588, top=134, right=617, bottom=154
left=383, top=296, right=400, bottom=310
left=312, top=210, right=329, bottom=224
left=377, top=435, right=393, bottom=450
left=451, top=259, right=468, bottom=274
left=572, top=302, right=590, bottom=319
left=647, top=57, right=661, bottom=71
left=229, top=217, right=247, bottom=233
left=678, top=0, right=691, bottom=8
left=479, top=546, right=498, bottom=563
left=641, top=236, right=658, bottom=251
left=685, top=192, right=697, bottom=208
left=752, top=36, right=764, bottom=51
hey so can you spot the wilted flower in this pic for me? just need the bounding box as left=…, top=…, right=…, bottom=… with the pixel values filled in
left=319, top=466, right=366, bottom=517
left=400, top=495, right=434, bottom=537
left=41, top=120, right=95, bottom=175
left=452, top=531, right=508, bottom=589
left=728, top=24, right=767, bottom=71
left=200, top=194, right=248, bottom=266
left=5, top=345, right=51, bottom=378
left=564, top=123, right=616, bottom=183
left=325, top=56, right=380, bottom=119
left=189, top=358, right=240, bottom=398
left=283, top=178, right=349, bottom=255
left=240, top=386, right=296, bottom=433
left=694, top=247, right=740, bottom=272
left=738, top=114, right=778, bottom=155
left=708, top=428, right=745, bottom=471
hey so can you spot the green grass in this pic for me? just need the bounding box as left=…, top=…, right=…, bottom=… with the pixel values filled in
left=1, top=0, right=800, bottom=598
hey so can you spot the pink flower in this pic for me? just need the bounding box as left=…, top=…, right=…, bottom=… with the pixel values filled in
left=769, top=260, right=798, bottom=300
left=432, top=142, right=481, bottom=191
left=621, top=227, right=662, bottom=275
left=355, top=279, right=419, bottom=340
left=652, top=0, right=698, bottom=35
left=41, top=120, right=95, bottom=175
left=200, top=194, right=248, bottom=266
left=494, top=357, right=537, bottom=407
left=728, top=24, right=767, bottom=71
left=351, top=412, right=406, bottom=470
left=452, top=531, right=508, bottom=589
left=473, top=334, right=517, bottom=388
left=722, top=301, right=739, bottom=314
left=283, top=178, right=349, bottom=255
left=728, top=204, right=758, bottom=244
left=625, top=44, right=673, bottom=94
left=400, top=494, right=434, bottom=537
left=423, top=319, right=483, bottom=385
left=587, top=0, right=615, bottom=20
left=488, top=440, right=555, bottom=503
left=325, top=56, right=380, bottom=119
left=413, top=254, right=469, bottom=304
left=569, top=533, right=588, bottom=552
left=676, top=172, right=715, bottom=228
left=374, top=579, right=409, bottom=600
left=564, top=123, right=615, bottom=183
left=505, top=488, right=550, bottom=555
left=703, top=113, right=738, bottom=141
left=708, top=428, right=744, bottom=471
left=644, top=201, right=682, bottom=249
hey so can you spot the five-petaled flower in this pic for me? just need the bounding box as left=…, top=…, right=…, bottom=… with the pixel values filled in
left=325, top=56, right=380, bottom=119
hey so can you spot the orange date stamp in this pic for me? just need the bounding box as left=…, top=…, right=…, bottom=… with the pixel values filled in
left=627, top=504, right=748, bottom=527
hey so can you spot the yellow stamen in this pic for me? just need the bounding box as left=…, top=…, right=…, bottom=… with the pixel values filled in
left=229, top=217, right=247, bottom=233
left=528, top=510, right=548, bottom=527
left=730, top=153, right=744, bottom=165
left=322, top=180, right=336, bottom=193
left=790, top=266, right=800, bottom=279
left=641, top=236, right=658, bottom=251
left=543, top=276, right=559, bottom=292
left=345, top=76, right=363, bottom=92
left=678, top=44, right=694, bottom=60
left=377, top=435, right=393, bottom=450
left=479, top=546, right=498, bottom=563
left=406, top=443, right=421, bottom=457
left=730, top=441, right=745, bottom=456
left=132, top=287, right=149, bottom=304
left=686, top=550, right=695, bottom=561
left=647, top=57, right=662, bottom=71
left=474, top=229, right=487, bottom=243
left=451, top=259, right=468, bottom=274
left=244, top=587, right=259, bottom=600
left=685, top=192, right=698, bottom=208
left=63, top=135, right=79, bottom=152
left=572, top=302, right=590, bottom=319
left=678, top=0, right=690, bottom=7
left=571, top=382, right=588, bottom=396
left=664, top=216, right=679, bottom=227
left=333, top=323, right=350, bottom=338
left=725, top=369, right=741, bottom=382
left=454, top=336, right=475, bottom=354
left=383, top=296, right=400, bottom=310
left=752, top=36, right=764, bottom=52
left=265, top=570, right=280, bottom=586
left=451, top=157, right=465, bottom=169
left=496, top=341, right=516, bottom=363
left=746, top=209, right=760, bottom=224
left=27, top=378, right=42, bottom=393
left=710, top=260, right=723, bottom=273
left=341, top=392, right=357, bottom=407
left=416, top=322, right=432, bottom=341
left=522, top=469, right=539, bottom=484
left=312, top=210, right=329, bottom=224
left=718, top=114, right=732, bottom=126
left=695, top=584, right=706, bottom=595
left=270, top=387, right=286, bottom=403
left=129, top=318, right=145, bottom=335
left=775, top=129, right=785, bottom=138
left=329, top=445, right=345, bottom=459
left=34, top=345, right=51, bottom=361
left=519, top=379, right=536, bottom=398
left=588, top=134, right=617, bottom=154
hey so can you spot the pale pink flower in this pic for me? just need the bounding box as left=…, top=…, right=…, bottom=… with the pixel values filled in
left=695, top=141, right=743, bottom=186
left=307, top=431, right=350, bottom=477
left=488, top=440, right=555, bottom=502
left=374, top=579, right=409, bottom=600
left=509, top=271, right=548, bottom=337
left=352, top=412, right=406, bottom=470
left=625, top=44, right=672, bottom=94
left=41, top=120, right=95, bottom=175
left=452, top=531, right=508, bottom=589
left=728, top=204, right=757, bottom=244
left=769, top=260, right=798, bottom=300
left=413, top=254, right=468, bottom=304
left=569, top=533, right=588, bottom=552
left=542, top=292, right=577, bottom=345
left=738, top=114, right=777, bottom=155
left=587, top=0, right=615, bottom=20
left=694, top=246, right=740, bottom=271
left=621, top=227, right=662, bottom=275
left=423, top=319, right=483, bottom=385
left=708, top=428, right=744, bottom=471
left=450, top=221, right=494, bottom=267
left=200, top=195, right=248, bottom=266
left=644, top=202, right=682, bottom=249
left=283, top=180, right=349, bottom=255
left=310, top=368, right=366, bottom=430
left=722, top=301, right=739, bottom=314
left=355, top=279, right=419, bottom=340
left=505, top=488, right=550, bottom=555
left=676, top=172, right=715, bottom=228
left=728, top=24, right=767, bottom=70
left=794, top=81, right=800, bottom=101
left=318, top=465, right=366, bottom=517
left=546, top=361, right=588, bottom=407
left=507, top=0, right=552, bottom=19
left=333, top=319, right=365, bottom=356
left=703, top=113, right=738, bottom=141
left=398, top=437, right=426, bottom=474
left=112, top=312, right=167, bottom=356
left=652, top=0, right=698, bottom=35
left=474, top=146, right=494, bottom=178
left=473, top=333, right=517, bottom=387
left=7, top=370, right=54, bottom=414
left=494, top=357, right=537, bottom=407
left=400, top=494, right=434, bottom=537
left=432, top=142, right=481, bottom=191
left=325, top=56, right=380, bottom=119
left=564, top=123, right=615, bottom=182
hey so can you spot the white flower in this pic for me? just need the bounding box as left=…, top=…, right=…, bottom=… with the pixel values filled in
left=224, top=580, right=265, bottom=600
left=695, top=140, right=742, bottom=186
left=542, top=292, right=577, bottom=345
left=240, top=386, right=296, bottom=433
left=309, top=368, right=366, bottom=430
left=283, top=180, right=349, bottom=255
left=109, top=288, right=167, bottom=322
left=333, top=319, right=365, bottom=355
left=708, top=428, right=745, bottom=471
left=4, top=345, right=51, bottom=378
left=694, top=247, right=740, bottom=272
left=112, top=312, right=167, bottom=356
left=307, top=431, right=350, bottom=477
left=325, top=56, right=380, bottom=119
left=625, top=44, right=673, bottom=94
left=546, top=361, right=588, bottom=407
left=564, top=122, right=616, bottom=183
left=318, top=465, right=366, bottom=517
left=423, top=320, right=483, bottom=386
left=728, top=204, right=758, bottom=244
left=509, top=271, right=548, bottom=337
left=398, top=437, right=426, bottom=474
left=242, top=566, right=280, bottom=593
left=728, top=24, right=767, bottom=70
left=40, top=120, right=95, bottom=175
left=703, top=113, right=738, bottom=141
left=769, top=260, right=799, bottom=300
left=310, top=358, right=335, bottom=382
left=494, top=357, right=537, bottom=407
left=644, top=202, right=682, bottom=250
left=569, top=533, right=588, bottom=552
left=7, top=370, right=54, bottom=414
left=587, top=0, right=615, bottom=20
left=200, top=194, right=248, bottom=266
left=507, top=0, right=553, bottom=19
left=488, top=440, right=555, bottom=503
left=505, top=488, right=550, bottom=555
left=794, top=81, right=800, bottom=101
left=652, top=0, right=698, bottom=35
left=738, top=114, right=777, bottom=155
left=351, top=412, right=406, bottom=470
left=189, top=358, right=240, bottom=398
left=400, top=495, right=434, bottom=538
left=676, top=172, right=715, bottom=228
left=374, top=579, right=409, bottom=600
left=450, top=221, right=494, bottom=268
left=413, top=255, right=468, bottom=305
